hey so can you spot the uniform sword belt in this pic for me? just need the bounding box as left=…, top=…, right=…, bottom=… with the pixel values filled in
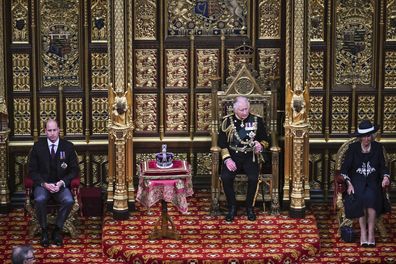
left=229, top=145, right=254, bottom=153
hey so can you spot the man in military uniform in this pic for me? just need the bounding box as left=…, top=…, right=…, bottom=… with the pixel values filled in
left=218, top=96, right=269, bottom=222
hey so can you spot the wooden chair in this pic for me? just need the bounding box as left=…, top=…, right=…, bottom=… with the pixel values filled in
left=24, top=150, right=81, bottom=238
left=209, top=44, right=280, bottom=214
left=333, top=138, right=390, bottom=238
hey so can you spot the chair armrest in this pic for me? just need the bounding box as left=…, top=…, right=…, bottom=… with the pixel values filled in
left=24, top=176, right=33, bottom=189
left=70, top=177, right=80, bottom=189
left=335, top=171, right=346, bottom=194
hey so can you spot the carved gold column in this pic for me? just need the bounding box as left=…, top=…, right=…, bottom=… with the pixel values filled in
left=107, top=0, right=134, bottom=219
left=0, top=0, right=10, bottom=214
left=284, top=0, right=310, bottom=218
left=209, top=77, right=221, bottom=215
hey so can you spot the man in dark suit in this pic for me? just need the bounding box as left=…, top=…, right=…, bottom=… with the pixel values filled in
left=218, top=96, right=269, bottom=222
left=29, top=119, right=79, bottom=247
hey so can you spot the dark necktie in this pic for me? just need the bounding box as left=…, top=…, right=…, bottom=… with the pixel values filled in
left=51, top=144, right=56, bottom=159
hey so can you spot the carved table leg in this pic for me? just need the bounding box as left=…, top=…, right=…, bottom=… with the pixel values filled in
left=149, top=200, right=179, bottom=240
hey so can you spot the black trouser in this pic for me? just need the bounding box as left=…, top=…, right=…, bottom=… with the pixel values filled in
left=220, top=150, right=259, bottom=208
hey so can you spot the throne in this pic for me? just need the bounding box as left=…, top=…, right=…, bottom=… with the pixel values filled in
left=333, top=138, right=390, bottom=237
left=24, top=150, right=81, bottom=238
left=209, top=44, right=280, bottom=214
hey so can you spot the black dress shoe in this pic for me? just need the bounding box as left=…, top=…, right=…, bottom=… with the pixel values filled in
left=247, top=207, right=256, bottom=221
left=52, top=227, right=63, bottom=246
left=225, top=206, right=237, bottom=222
left=41, top=229, right=50, bottom=247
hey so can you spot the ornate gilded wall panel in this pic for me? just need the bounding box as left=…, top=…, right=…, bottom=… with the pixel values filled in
left=331, top=96, right=349, bottom=134
left=134, top=0, right=156, bottom=40
left=357, top=95, right=375, bottom=124
left=196, top=93, right=211, bottom=132
left=40, top=0, right=80, bottom=88
left=309, top=51, right=324, bottom=89
left=91, top=0, right=108, bottom=43
left=91, top=154, right=108, bottom=186
left=13, top=98, right=31, bottom=136
left=11, top=0, right=29, bottom=43
left=227, top=49, right=238, bottom=77
left=384, top=51, right=396, bottom=89
left=258, top=0, right=281, bottom=39
left=134, top=94, right=158, bottom=132
left=135, top=49, right=158, bottom=88
left=65, top=97, right=83, bottom=135
left=165, top=93, right=188, bottom=132
left=91, top=52, right=109, bottom=90
left=308, top=95, right=323, bottom=134
left=196, top=49, right=219, bottom=88
left=383, top=96, right=396, bottom=134
left=335, top=0, right=374, bottom=86
left=309, top=153, right=322, bottom=190
left=91, top=97, right=108, bottom=135
left=258, top=48, right=280, bottom=89
left=39, top=97, right=57, bottom=134
left=309, top=0, right=324, bottom=41
left=12, top=54, right=30, bottom=92
left=167, top=0, right=248, bottom=36
left=165, top=49, right=188, bottom=88
left=386, top=0, right=396, bottom=41
left=196, top=153, right=211, bottom=175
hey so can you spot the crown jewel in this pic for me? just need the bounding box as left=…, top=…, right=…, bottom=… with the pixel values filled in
left=155, top=144, right=174, bottom=168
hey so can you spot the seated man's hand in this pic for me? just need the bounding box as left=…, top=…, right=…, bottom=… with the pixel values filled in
left=346, top=181, right=354, bottom=195
left=225, top=158, right=237, bottom=172
left=253, top=141, right=263, bottom=153
left=382, top=176, right=390, bottom=188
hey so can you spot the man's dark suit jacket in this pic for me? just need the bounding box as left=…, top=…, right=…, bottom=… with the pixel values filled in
left=29, top=138, right=79, bottom=188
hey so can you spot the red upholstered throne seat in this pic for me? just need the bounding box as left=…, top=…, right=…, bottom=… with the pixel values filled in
left=24, top=174, right=81, bottom=238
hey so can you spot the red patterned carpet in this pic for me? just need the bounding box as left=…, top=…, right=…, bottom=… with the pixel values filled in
left=0, top=190, right=395, bottom=264
left=102, top=191, right=320, bottom=263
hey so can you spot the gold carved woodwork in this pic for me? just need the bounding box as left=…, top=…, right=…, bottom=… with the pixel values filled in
left=11, top=0, right=29, bottom=43
left=383, top=96, right=396, bottom=134
left=167, top=0, right=248, bottom=36
left=65, top=98, right=83, bottom=135
left=227, top=49, right=238, bottom=77
left=309, top=153, right=322, bottom=190
left=309, top=0, right=324, bottom=41
left=134, top=94, right=158, bottom=132
left=386, top=0, right=396, bottom=41
left=108, top=83, right=132, bottom=128
left=91, top=53, right=109, bottom=90
left=0, top=130, right=10, bottom=207
left=91, top=0, right=108, bottom=43
left=39, top=97, right=57, bottom=134
left=165, top=49, right=188, bottom=88
left=196, top=49, right=219, bottom=88
left=331, top=96, right=349, bottom=134
left=91, top=155, right=108, bottom=185
left=309, top=51, right=324, bottom=89
left=40, top=0, right=80, bottom=88
left=12, top=54, right=30, bottom=92
left=258, top=0, right=281, bottom=39
left=309, top=95, right=323, bottom=134
left=135, top=49, right=158, bottom=88
left=258, top=48, right=280, bottom=90
left=113, top=0, right=126, bottom=91
left=335, top=0, right=374, bottom=86
left=357, top=95, right=375, bottom=124
left=196, top=93, right=211, bottom=132
left=14, top=154, right=29, bottom=192
left=165, top=94, right=188, bottom=132
left=134, top=0, right=156, bottom=40
left=91, top=97, right=108, bottom=135
left=13, top=98, right=31, bottom=136
left=384, top=51, right=396, bottom=89
left=196, top=153, right=211, bottom=175
left=0, top=0, right=4, bottom=101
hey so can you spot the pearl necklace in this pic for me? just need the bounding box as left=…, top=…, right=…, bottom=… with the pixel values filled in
left=361, top=143, right=371, bottom=153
